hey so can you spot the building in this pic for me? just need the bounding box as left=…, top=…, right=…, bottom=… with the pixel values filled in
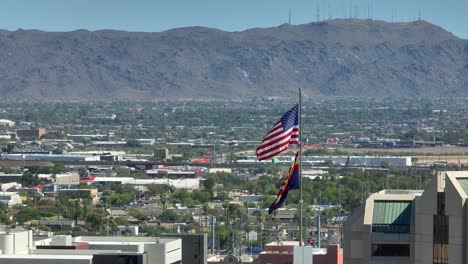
left=146, top=169, right=200, bottom=179
left=0, top=229, right=35, bottom=254
left=58, top=189, right=99, bottom=204
left=16, top=128, right=46, bottom=139
left=55, top=173, right=81, bottom=185
left=135, top=139, right=156, bottom=146
left=344, top=170, right=468, bottom=264
left=0, top=119, right=15, bottom=127
left=0, top=192, right=22, bottom=206
left=0, top=230, right=182, bottom=264
left=105, top=225, right=139, bottom=236
left=259, top=242, right=343, bottom=264
left=0, top=173, right=23, bottom=184
left=161, top=233, right=207, bottom=264
left=90, top=177, right=201, bottom=190
left=0, top=153, right=100, bottom=162
left=154, top=148, right=171, bottom=161
left=0, top=182, right=21, bottom=191
left=40, top=220, right=75, bottom=231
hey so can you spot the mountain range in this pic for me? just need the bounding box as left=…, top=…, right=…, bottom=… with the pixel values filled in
left=0, top=19, right=467, bottom=100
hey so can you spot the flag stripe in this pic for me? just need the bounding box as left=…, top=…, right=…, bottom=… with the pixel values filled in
left=256, top=134, right=292, bottom=157
left=260, top=125, right=292, bottom=143
left=257, top=144, right=290, bottom=161
left=256, top=104, right=299, bottom=161
left=256, top=129, right=294, bottom=153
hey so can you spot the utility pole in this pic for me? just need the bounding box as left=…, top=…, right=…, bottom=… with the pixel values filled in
left=211, top=216, right=216, bottom=255
left=212, top=126, right=216, bottom=165
left=317, top=206, right=321, bottom=248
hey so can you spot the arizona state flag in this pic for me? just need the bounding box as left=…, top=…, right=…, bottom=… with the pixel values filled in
left=268, top=152, right=300, bottom=214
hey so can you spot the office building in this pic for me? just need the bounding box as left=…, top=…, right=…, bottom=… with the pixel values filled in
left=344, top=171, right=468, bottom=264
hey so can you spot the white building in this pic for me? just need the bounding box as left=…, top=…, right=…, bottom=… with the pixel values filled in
left=0, top=192, right=22, bottom=206
left=0, top=119, right=15, bottom=127
left=91, top=177, right=201, bottom=190
left=105, top=225, right=139, bottom=236
left=0, top=231, right=182, bottom=264
left=0, top=182, right=21, bottom=192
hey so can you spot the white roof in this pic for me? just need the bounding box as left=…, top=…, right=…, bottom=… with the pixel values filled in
left=0, top=255, right=93, bottom=259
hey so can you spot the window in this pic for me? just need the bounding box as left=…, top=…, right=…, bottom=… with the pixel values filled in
left=433, top=192, right=448, bottom=264
left=371, top=244, right=410, bottom=257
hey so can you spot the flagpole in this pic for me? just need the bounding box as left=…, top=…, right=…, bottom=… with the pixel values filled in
left=299, top=88, right=303, bottom=247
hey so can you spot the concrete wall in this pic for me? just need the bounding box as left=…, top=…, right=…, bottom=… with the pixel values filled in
left=343, top=203, right=369, bottom=264
left=74, top=236, right=181, bottom=264
left=413, top=172, right=441, bottom=264
left=260, top=244, right=342, bottom=264
left=0, top=230, right=33, bottom=255
left=445, top=173, right=467, bottom=264
left=147, top=238, right=182, bottom=264
left=161, top=233, right=207, bottom=264
left=314, top=245, right=343, bottom=264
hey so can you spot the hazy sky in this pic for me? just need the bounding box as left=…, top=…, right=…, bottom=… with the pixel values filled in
left=0, top=0, right=467, bottom=39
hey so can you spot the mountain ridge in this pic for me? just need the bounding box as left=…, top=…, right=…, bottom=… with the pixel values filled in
left=0, top=19, right=467, bottom=101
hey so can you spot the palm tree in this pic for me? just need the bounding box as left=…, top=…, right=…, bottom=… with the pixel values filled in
left=222, top=201, right=229, bottom=224
left=160, top=194, right=167, bottom=212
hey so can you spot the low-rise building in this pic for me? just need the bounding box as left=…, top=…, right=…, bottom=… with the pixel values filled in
left=16, top=128, right=46, bottom=139
left=0, top=231, right=182, bottom=264
left=58, top=189, right=99, bottom=204
left=0, top=119, right=15, bottom=127
left=0, top=191, right=22, bottom=206
left=0, top=173, right=23, bottom=184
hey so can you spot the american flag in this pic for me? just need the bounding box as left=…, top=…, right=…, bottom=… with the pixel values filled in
left=256, top=104, right=299, bottom=161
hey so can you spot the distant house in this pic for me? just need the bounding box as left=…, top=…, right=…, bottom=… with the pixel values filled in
left=0, top=119, right=15, bottom=127
left=0, top=173, right=23, bottom=184
left=58, top=189, right=99, bottom=204
left=40, top=219, right=75, bottom=231
left=0, top=192, right=22, bottom=206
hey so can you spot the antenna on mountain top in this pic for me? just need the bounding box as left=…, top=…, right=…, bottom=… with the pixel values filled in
left=316, top=1, right=321, bottom=22
left=367, top=1, right=370, bottom=19
left=418, top=8, right=421, bottom=21
left=328, top=0, right=332, bottom=20
left=342, top=0, right=345, bottom=19
left=289, top=8, right=292, bottom=24
left=349, top=0, right=352, bottom=19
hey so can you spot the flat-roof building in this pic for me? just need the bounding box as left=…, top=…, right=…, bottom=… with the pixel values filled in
left=0, top=231, right=182, bottom=264
left=16, top=128, right=46, bottom=139
left=0, top=119, right=15, bottom=127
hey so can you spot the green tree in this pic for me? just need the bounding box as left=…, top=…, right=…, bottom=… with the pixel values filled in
left=203, top=175, right=216, bottom=191
left=22, top=171, right=39, bottom=187
left=159, top=211, right=177, bottom=221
